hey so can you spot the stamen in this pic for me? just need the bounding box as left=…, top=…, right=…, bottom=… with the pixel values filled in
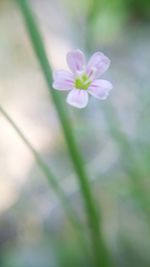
left=75, top=73, right=91, bottom=90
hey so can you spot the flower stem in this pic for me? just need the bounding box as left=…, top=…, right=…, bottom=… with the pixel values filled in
left=16, top=1, right=110, bottom=266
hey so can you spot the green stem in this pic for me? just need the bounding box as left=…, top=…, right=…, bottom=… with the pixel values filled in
left=16, top=0, right=110, bottom=266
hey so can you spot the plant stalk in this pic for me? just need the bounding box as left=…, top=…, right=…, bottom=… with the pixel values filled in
left=16, top=0, right=110, bottom=266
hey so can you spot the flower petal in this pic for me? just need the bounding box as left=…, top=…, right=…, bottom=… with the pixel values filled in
left=88, top=79, right=113, bottom=100
left=53, top=70, right=74, bottom=90
left=66, top=49, right=85, bottom=74
left=87, top=52, right=110, bottom=78
left=66, top=89, right=88, bottom=108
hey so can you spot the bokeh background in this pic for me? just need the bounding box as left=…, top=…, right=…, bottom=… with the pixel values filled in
left=0, top=0, right=150, bottom=266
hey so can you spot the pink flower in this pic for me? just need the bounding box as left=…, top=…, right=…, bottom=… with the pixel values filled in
left=53, top=49, right=112, bottom=109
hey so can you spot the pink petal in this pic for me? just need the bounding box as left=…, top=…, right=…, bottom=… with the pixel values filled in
left=87, top=52, right=110, bottom=78
left=66, top=89, right=88, bottom=109
left=88, top=79, right=113, bottom=100
left=53, top=70, right=74, bottom=90
left=66, top=49, right=85, bottom=74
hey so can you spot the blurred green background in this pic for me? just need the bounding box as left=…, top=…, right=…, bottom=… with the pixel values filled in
left=0, top=0, right=150, bottom=266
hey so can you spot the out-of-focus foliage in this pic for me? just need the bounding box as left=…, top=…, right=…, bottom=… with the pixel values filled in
left=129, top=0, right=150, bottom=21
left=65, top=0, right=150, bottom=46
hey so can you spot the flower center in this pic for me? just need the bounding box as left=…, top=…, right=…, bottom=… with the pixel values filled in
left=75, top=74, right=91, bottom=90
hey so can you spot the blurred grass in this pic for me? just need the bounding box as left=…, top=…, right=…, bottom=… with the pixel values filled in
left=0, top=105, right=81, bottom=228
left=102, top=103, right=150, bottom=223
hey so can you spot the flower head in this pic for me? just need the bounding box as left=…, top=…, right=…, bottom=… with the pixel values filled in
left=53, top=49, right=113, bottom=109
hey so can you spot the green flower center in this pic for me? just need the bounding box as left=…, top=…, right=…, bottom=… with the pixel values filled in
left=75, top=74, right=91, bottom=90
